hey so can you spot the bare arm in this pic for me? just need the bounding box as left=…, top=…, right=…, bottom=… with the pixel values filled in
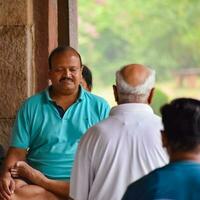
left=10, top=159, right=69, bottom=198
left=39, top=177, right=69, bottom=198
left=0, top=147, right=27, bottom=200
left=1, top=147, right=27, bottom=175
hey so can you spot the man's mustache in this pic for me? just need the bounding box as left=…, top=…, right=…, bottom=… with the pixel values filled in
left=59, top=77, right=73, bottom=82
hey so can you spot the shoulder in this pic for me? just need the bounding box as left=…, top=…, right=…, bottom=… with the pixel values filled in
left=144, top=108, right=163, bottom=129
left=18, top=90, right=46, bottom=112
left=80, top=116, right=116, bottom=146
left=152, top=113, right=162, bottom=125
left=124, top=169, right=161, bottom=199
left=77, top=120, right=114, bottom=160
left=153, top=113, right=162, bottom=123
left=80, top=122, right=106, bottom=144
left=83, top=89, right=109, bottom=107
left=25, top=90, right=45, bottom=103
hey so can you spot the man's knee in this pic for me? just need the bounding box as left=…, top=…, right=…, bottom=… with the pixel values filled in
left=15, top=184, right=46, bottom=195
left=12, top=185, right=61, bottom=200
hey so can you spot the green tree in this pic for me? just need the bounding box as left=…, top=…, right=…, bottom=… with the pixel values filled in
left=79, top=0, right=200, bottom=86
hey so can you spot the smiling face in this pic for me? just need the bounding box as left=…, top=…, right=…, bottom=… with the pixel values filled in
left=49, top=50, right=83, bottom=95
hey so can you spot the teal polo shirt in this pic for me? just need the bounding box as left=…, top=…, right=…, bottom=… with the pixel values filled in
left=11, top=86, right=110, bottom=180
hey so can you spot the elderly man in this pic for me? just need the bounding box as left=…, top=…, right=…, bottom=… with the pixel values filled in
left=0, top=46, right=110, bottom=200
left=122, top=98, right=200, bottom=200
left=70, top=64, right=168, bottom=200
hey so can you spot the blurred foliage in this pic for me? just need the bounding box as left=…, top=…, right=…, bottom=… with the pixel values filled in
left=79, top=0, right=200, bottom=87
left=151, top=88, right=169, bottom=115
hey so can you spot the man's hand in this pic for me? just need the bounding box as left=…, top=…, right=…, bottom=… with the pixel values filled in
left=0, top=172, right=15, bottom=200
left=0, top=147, right=27, bottom=200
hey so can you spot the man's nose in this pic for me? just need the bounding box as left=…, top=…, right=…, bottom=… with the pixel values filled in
left=63, top=69, right=71, bottom=77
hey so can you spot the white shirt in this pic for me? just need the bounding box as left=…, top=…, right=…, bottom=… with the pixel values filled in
left=70, top=103, right=168, bottom=200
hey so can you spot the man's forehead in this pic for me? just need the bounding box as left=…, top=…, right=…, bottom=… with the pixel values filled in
left=52, top=50, right=81, bottom=64
left=54, top=50, right=79, bottom=58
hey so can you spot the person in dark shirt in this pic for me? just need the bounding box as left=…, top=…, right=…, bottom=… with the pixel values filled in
left=122, top=98, right=200, bottom=200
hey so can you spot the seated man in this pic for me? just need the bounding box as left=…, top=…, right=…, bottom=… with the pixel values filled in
left=70, top=64, right=168, bottom=200
left=0, top=46, right=110, bottom=200
left=81, top=65, right=93, bottom=92
left=122, top=98, right=200, bottom=200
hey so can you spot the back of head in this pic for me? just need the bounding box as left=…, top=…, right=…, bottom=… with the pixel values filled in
left=161, top=98, right=200, bottom=152
left=116, top=64, right=155, bottom=103
left=82, top=65, right=93, bottom=91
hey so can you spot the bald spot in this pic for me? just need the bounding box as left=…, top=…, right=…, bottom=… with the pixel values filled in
left=121, top=64, right=150, bottom=87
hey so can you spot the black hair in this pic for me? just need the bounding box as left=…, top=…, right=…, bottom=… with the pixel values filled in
left=161, top=98, right=200, bottom=152
left=48, top=46, right=82, bottom=70
left=82, top=65, right=93, bottom=89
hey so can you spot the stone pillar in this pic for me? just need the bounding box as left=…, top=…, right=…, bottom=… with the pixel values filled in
left=33, top=0, right=58, bottom=92
left=58, top=0, right=78, bottom=49
left=0, top=0, right=77, bottom=151
left=0, top=0, right=34, bottom=150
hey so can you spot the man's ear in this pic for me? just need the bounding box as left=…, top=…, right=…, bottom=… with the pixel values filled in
left=48, top=71, right=52, bottom=86
left=113, top=85, right=118, bottom=103
left=147, top=88, right=155, bottom=104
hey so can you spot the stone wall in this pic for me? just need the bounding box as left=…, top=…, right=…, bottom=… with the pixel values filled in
left=0, top=0, right=77, bottom=151
left=0, top=0, right=34, bottom=151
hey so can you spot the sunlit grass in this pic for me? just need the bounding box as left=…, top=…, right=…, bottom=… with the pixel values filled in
left=157, top=79, right=200, bottom=100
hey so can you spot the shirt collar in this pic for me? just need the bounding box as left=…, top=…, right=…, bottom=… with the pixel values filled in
left=110, top=103, right=154, bottom=116
left=45, top=87, right=53, bottom=102
left=78, top=85, right=85, bottom=101
left=44, top=85, right=85, bottom=103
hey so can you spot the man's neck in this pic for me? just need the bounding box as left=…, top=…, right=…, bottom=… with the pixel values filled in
left=169, top=150, right=200, bottom=163
left=50, top=87, right=80, bottom=110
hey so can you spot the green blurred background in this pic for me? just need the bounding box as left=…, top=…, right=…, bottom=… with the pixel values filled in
left=78, top=0, right=200, bottom=113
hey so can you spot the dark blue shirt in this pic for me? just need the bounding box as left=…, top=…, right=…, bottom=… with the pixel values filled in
left=122, top=161, right=200, bottom=200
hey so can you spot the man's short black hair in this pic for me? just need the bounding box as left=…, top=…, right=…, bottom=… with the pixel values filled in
left=161, top=98, right=200, bottom=152
left=82, top=65, right=93, bottom=89
left=48, top=46, right=82, bottom=70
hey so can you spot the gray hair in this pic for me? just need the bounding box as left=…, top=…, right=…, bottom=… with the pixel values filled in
left=116, top=67, right=155, bottom=103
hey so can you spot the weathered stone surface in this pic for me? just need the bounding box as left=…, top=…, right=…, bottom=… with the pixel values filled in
left=0, top=119, right=14, bottom=151
left=0, top=26, right=29, bottom=118
left=48, top=0, right=58, bottom=53
left=58, top=0, right=78, bottom=50
left=0, top=0, right=32, bottom=25
left=33, top=0, right=49, bottom=92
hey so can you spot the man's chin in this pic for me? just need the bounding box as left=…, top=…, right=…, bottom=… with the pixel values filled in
left=59, top=87, right=78, bottom=96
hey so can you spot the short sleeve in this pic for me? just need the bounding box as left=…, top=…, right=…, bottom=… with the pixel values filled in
left=10, top=103, right=30, bottom=149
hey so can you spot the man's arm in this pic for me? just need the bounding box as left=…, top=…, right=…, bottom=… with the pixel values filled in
left=1, top=147, right=27, bottom=175
left=41, top=178, right=69, bottom=198
left=0, top=147, right=27, bottom=200
left=10, top=160, right=69, bottom=198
